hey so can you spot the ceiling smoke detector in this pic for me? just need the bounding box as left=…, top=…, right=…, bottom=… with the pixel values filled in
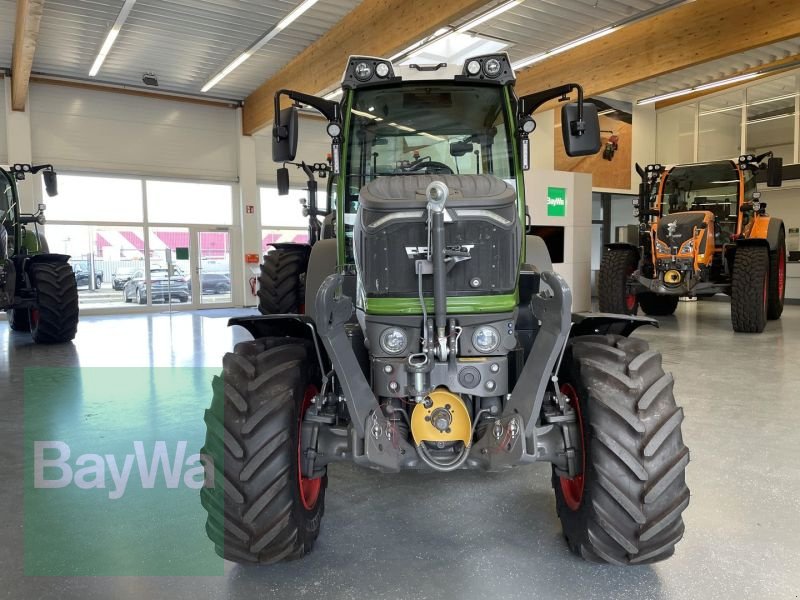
left=142, top=73, right=159, bottom=87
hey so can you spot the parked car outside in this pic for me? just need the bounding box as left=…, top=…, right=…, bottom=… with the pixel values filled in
left=189, top=273, right=231, bottom=295
left=123, top=267, right=189, bottom=304
left=70, top=261, right=103, bottom=289
left=112, top=266, right=137, bottom=290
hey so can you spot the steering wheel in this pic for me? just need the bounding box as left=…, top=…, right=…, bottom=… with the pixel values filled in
left=408, top=160, right=454, bottom=175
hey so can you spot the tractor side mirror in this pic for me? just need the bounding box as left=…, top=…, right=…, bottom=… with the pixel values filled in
left=43, top=170, right=58, bottom=197
left=276, top=167, right=290, bottom=196
left=767, top=156, right=783, bottom=187
left=272, top=106, right=299, bottom=163
left=561, top=102, right=601, bottom=157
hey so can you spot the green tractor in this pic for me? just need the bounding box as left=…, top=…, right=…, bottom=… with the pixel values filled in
left=201, top=54, right=690, bottom=565
left=1, top=164, right=79, bottom=343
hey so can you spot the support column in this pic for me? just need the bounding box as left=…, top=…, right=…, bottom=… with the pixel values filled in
left=236, top=108, right=261, bottom=308
left=3, top=77, right=38, bottom=213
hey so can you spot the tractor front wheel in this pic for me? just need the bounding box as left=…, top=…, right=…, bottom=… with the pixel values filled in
left=731, top=245, right=769, bottom=333
left=598, top=247, right=639, bottom=315
left=767, top=230, right=786, bottom=320
left=200, top=337, right=326, bottom=564
left=29, top=262, right=79, bottom=344
left=638, top=293, right=679, bottom=317
left=553, top=334, right=690, bottom=565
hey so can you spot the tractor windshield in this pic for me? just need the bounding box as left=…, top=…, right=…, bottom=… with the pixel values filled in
left=345, top=83, right=514, bottom=199
left=659, top=161, right=740, bottom=221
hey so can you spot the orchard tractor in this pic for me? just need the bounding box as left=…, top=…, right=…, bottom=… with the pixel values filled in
left=598, top=155, right=786, bottom=333
left=1, top=164, right=79, bottom=343
left=202, top=55, right=690, bottom=566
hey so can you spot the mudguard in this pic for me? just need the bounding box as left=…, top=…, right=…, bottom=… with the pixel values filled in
left=571, top=312, right=658, bottom=338
left=740, top=216, right=784, bottom=252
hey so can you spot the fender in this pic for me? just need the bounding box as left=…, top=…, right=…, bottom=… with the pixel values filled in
left=570, top=312, right=658, bottom=338
left=742, top=216, right=784, bottom=252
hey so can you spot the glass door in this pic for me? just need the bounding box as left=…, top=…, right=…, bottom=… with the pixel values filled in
left=192, top=227, right=233, bottom=307
left=146, top=226, right=193, bottom=307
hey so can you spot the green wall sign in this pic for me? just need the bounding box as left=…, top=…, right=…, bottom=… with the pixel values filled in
left=547, top=186, right=567, bottom=217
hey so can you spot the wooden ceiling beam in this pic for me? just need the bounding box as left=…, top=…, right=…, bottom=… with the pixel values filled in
left=241, top=0, right=489, bottom=135
left=515, top=0, right=800, bottom=106
left=11, top=0, right=44, bottom=111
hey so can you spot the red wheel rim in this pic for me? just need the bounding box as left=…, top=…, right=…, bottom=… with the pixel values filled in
left=29, top=308, right=40, bottom=327
left=625, top=292, right=637, bottom=313
left=298, top=384, right=322, bottom=510
left=559, top=383, right=586, bottom=511
left=778, top=250, right=786, bottom=300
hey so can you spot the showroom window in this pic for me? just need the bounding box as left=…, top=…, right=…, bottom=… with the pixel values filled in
left=260, top=186, right=328, bottom=251
left=44, top=174, right=235, bottom=311
left=745, top=75, right=797, bottom=162
left=656, top=105, right=696, bottom=165
left=698, top=90, right=744, bottom=162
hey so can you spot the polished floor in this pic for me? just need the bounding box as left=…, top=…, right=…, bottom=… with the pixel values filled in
left=1, top=301, right=798, bottom=599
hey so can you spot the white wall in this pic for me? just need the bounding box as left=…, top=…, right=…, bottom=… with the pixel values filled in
left=28, top=83, right=239, bottom=181
left=759, top=183, right=800, bottom=233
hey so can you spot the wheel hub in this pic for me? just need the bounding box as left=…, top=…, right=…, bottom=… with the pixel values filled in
left=298, top=385, right=322, bottom=511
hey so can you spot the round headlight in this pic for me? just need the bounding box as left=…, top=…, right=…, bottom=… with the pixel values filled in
left=380, top=327, right=408, bottom=354
left=483, top=58, right=502, bottom=78
left=375, top=62, right=390, bottom=78
left=466, top=60, right=481, bottom=76
left=521, top=117, right=536, bottom=133
left=326, top=122, right=342, bottom=137
left=472, top=326, right=500, bottom=354
left=354, top=62, right=373, bottom=81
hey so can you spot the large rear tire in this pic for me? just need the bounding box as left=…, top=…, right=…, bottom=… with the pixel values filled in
left=7, top=308, right=31, bottom=332
left=257, top=247, right=308, bottom=315
left=553, top=334, right=690, bottom=565
left=598, top=247, right=639, bottom=315
left=200, top=337, right=326, bottom=564
left=29, top=262, right=79, bottom=344
left=731, top=245, right=769, bottom=333
left=638, top=293, right=679, bottom=317
left=767, top=230, right=786, bottom=320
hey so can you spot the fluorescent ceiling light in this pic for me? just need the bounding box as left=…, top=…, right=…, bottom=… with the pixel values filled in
left=637, top=71, right=761, bottom=105
left=89, top=0, right=137, bottom=77
left=202, top=0, right=319, bottom=92
left=512, top=27, right=614, bottom=70
left=454, top=0, right=522, bottom=33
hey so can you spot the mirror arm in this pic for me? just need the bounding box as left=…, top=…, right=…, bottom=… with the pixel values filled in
left=274, top=89, right=339, bottom=136
left=519, top=83, right=585, bottom=120
left=29, top=164, right=55, bottom=175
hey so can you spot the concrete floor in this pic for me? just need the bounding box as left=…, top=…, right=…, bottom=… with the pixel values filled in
left=1, top=301, right=798, bottom=599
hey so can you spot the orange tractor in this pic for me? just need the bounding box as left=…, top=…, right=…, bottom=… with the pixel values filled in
left=599, top=153, right=786, bottom=332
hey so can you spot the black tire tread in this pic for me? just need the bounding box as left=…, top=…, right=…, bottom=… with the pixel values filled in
left=638, top=293, right=679, bottom=317
left=200, top=337, right=326, bottom=564
left=731, top=245, right=769, bottom=333
left=767, top=230, right=786, bottom=320
left=29, top=262, right=79, bottom=343
left=6, top=308, right=30, bottom=332
left=598, top=247, right=638, bottom=314
left=553, top=334, right=690, bottom=565
left=257, top=248, right=307, bottom=315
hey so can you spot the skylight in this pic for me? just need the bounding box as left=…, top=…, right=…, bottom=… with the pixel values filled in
left=399, top=32, right=508, bottom=67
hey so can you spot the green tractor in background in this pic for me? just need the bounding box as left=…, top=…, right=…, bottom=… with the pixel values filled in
left=202, top=54, right=690, bottom=566
left=1, top=164, right=79, bottom=343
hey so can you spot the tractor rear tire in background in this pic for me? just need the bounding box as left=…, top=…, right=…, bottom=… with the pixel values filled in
left=200, top=337, right=326, bottom=564
left=598, top=247, right=639, bottom=315
left=29, top=262, right=79, bottom=344
left=257, top=247, right=307, bottom=315
left=638, top=293, right=679, bottom=317
left=553, top=334, right=690, bottom=565
left=731, top=245, right=769, bottom=333
left=767, top=229, right=786, bottom=320
left=6, top=308, right=30, bottom=332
